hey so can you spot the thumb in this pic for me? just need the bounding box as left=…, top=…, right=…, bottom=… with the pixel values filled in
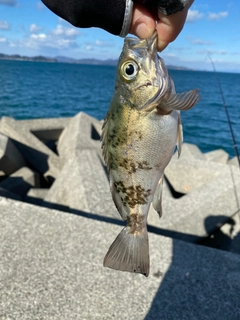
left=129, top=3, right=156, bottom=39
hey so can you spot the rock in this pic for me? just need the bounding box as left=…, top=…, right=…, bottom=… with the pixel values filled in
left=0, top=133, right=26, bottom=175
left=0, top=196, right=239, bottom=320
left=204, top=149, right=229, bottom=164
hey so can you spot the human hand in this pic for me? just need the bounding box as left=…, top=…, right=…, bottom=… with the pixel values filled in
left=129, top=0, right=194, bottom=51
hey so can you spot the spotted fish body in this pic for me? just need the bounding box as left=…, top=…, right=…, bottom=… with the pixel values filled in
left=102, top=31, right=200, bottom=277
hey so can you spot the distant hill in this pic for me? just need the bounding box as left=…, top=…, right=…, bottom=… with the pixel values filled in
left=0, top=53, right=193, bottom=70
left=56, top=56, right=118, bottom=65
left=0, top=53, right=56, bottom=63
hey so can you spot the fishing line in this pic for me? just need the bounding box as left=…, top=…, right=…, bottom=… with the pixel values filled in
left=209, top=56, right=240, bottom=168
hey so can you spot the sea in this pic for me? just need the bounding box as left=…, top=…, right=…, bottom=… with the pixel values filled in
left=0, top=59, right=239, bottom=158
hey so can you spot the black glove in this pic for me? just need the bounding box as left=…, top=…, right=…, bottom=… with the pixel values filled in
left=136, top=0, right=190, bottom=15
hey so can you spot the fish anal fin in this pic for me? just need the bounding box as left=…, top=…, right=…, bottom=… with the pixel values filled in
left=177, top=113, right=183, bottom=158
left=103, top=227, right=149, bottom=277
left=101, top=111, right=111, bottom=170
left=110, top=173, right=128, bottom=220
left=152, top=176, right=163, bottom=218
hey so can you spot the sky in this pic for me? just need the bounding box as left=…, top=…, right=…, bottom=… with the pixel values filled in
left=0, top=0, right=240, bottom=72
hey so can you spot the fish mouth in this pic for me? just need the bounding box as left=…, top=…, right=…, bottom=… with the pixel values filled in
left=123, top=30, right=158, bottom=56
left=130, top=30, right=158, bottom=54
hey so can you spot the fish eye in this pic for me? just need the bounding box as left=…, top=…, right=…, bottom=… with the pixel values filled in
left=120, top=60, right=139, bottom=81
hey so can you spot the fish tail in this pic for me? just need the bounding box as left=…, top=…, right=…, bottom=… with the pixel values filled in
left=103, top=227, right=149, bottom=277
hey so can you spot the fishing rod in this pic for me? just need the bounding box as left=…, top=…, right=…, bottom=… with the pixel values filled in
left=209, top=56, right=240, bottom=168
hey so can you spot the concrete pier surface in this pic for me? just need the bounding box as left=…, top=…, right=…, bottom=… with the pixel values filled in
left=0, top=112, right=239, bottom=319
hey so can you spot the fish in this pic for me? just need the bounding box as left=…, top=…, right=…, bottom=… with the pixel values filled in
left=101, top=31, right=200, bottom=277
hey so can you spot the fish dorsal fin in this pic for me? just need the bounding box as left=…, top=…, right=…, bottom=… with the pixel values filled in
left=101, top=111, right=111, bottom=171
left=101, top=117, right=129, bottom=220
left=177, top=113, right=183, bottom=158
left=152, top=176, right=164, bottom=218
left=158, top=89, right=200, bottom=112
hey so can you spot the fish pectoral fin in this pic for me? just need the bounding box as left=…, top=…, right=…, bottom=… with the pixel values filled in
left=158, top=89, right=200, bottom=112
left=152, top=176, right=163, bottom=218
left=177, top=113, right=183, bottom=158
left=103, top=226, right=149, bottom=277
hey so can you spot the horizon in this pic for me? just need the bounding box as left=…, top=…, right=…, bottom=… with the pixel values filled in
left=2, top=54, right=240, bottom=75
left=0, top=1, right=240, bottom=73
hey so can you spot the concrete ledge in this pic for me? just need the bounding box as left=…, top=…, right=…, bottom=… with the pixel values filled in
left=0, top=196, right=239, bottom=319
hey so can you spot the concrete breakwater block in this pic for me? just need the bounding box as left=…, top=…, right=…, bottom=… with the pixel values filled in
left=228, top=156, right=240, bottom=167
left=0, top=116, right=61, bottom=180
left=0, top=196, right=240, bottom=319
left=149, top=160, right=240, bottom=240
left=0, top=166, right=40, bottom=196
left=57, top=112, right=103, bottom=166
left=0, top=111, right=238, bottom=251
left=0, top=187, right=22, bottom=201
left=44, top=149, right=117, bottom=217
left=172, top=142, right=205, bottom=161
left=25, top=188, right=49, bottom=205
left=165, top=156, right=239, bottom=194
left=18, top=117, right=71, bottom=140
left=0, top=133, right=26, bottom=175
left=204, top=148, right=229, bottom=164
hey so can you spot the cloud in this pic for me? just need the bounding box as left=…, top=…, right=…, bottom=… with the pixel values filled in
left=36, top=1, right=45, bottom=10
left=29, top=23, right=42, bottom=33
left=208, top=11, right=228, bottom=21
left=0, top=20, right=10, bottom=30
left=95, top=40, right=103, bottom=46
left=0, top=37, right=7, bottom=43
left=51, top=24, right=79, bottom=37
left=22, top=24, right=80, bottom=51
left=26, top=34, right=77, bottom=50
left=191, top=38, right=212, bottom=45
left=162, top=53, right=177, bottom=58
left=197, top=49, right=227, bottom=55
left=0, top=0, right=17, bottom=6
left=187, top=10, right=204, bottom=22
left=30, top=33, right=47, bottom=41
